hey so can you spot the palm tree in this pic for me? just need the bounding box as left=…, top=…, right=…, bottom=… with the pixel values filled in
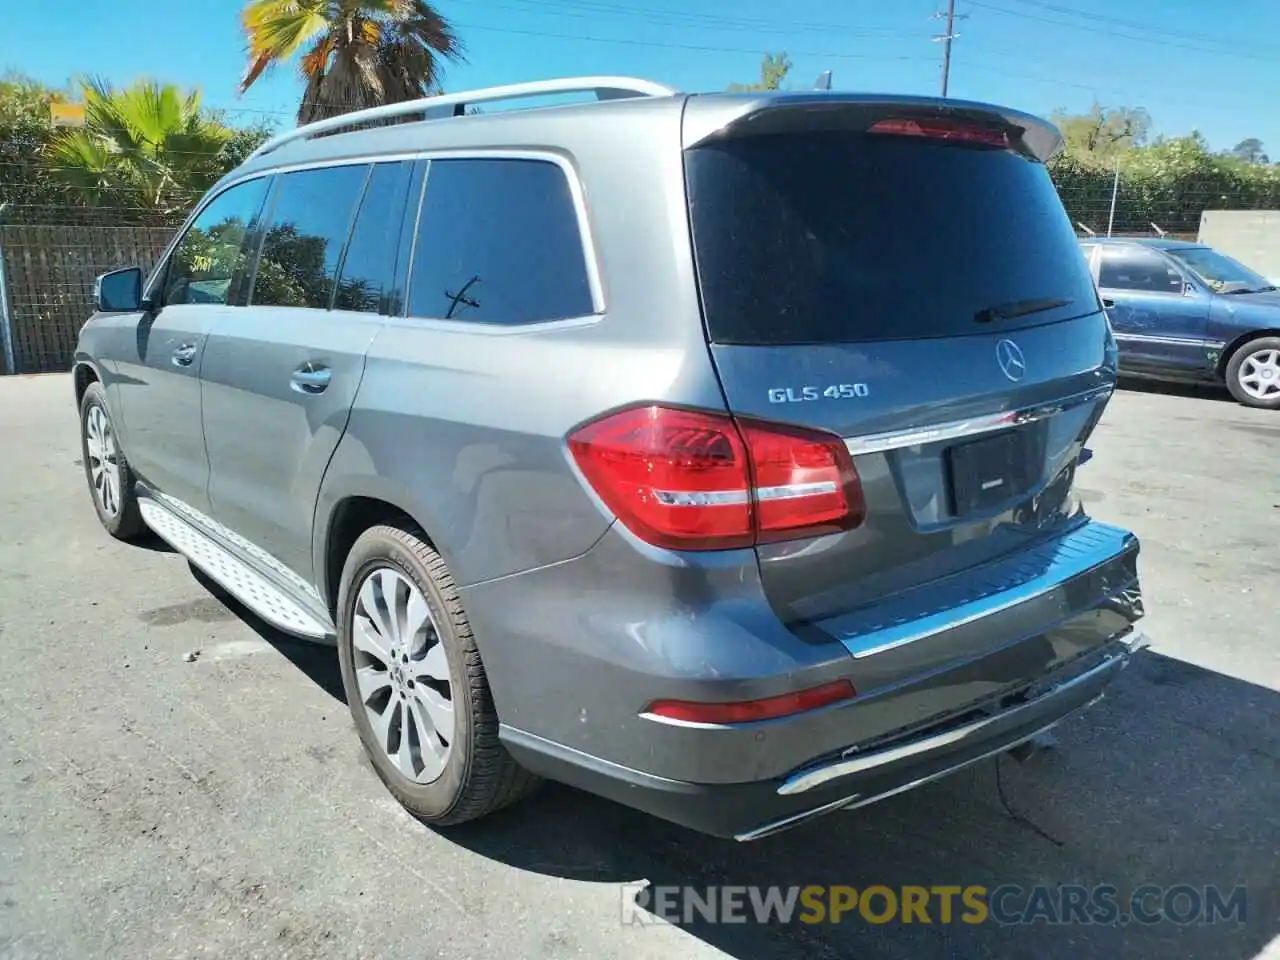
left=49, top=78, right=232, bottom=215
left=240, top=0, right=464, bottom=125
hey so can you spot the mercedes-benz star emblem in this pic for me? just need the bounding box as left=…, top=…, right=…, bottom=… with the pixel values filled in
left=996, top=339, right=1026, bottom=382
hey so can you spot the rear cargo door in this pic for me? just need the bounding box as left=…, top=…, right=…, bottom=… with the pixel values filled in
left=683, top=98, right=1115, bottom=624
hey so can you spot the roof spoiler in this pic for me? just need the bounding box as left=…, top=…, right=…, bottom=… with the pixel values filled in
left=682, top=93, right=1063, bottom=162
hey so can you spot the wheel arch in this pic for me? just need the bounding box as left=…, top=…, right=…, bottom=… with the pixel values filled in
left=314, top=481, right=446, bottom=617
left=73, top=359, right=102, bottom=407
left=1217, top=328, right=1280, bottom=379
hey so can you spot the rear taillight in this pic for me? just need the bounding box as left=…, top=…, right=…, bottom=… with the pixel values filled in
left=869, top=117, right=1009, bottom=149
left=646, top=679, right=856, bottom=724
left=567, top=405, right=864, bottom=551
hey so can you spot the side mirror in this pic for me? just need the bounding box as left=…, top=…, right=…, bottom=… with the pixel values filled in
left=94, top=266, right=144, bottom=313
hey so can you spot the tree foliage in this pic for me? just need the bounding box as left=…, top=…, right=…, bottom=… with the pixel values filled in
left=728, top=52, right=792, bottom=92
left=1051, top=103, right=1151, bottom=169
left=1048, top=105, right=1280, bottom=235
left=240, top=0, right=464, bottom=124
left=48, top=78, right=234, bottom=216
left=1229, top=138, right=1269, bottom=165
left=0, top=77, right=271, bottom=224
left=0, top=74, right=60, bottom=214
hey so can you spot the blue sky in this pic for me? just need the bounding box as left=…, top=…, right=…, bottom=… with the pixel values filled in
left=5, top=0, right=1278, bottom=152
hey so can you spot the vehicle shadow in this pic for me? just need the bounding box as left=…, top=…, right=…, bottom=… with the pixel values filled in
left=186, top=562, right=345, bottom=703
left=131, top=529, right=176, bottom=554
left=431, top=652, right=1278, bottom=960
left=1117, top=376, right=1234, bottom=404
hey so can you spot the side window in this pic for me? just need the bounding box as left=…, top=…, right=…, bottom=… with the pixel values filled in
left=334, top=162, right=413, bottom=314
left=163, top=178, right=269, bottom=307
left=407, top=158, right=593, bottom=324
left=251, top=164, right=370, bottom=309
left=1098, top=247, right=1185, bottom=294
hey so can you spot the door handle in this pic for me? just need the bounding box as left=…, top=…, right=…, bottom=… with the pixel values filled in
left=290, top=364, right=332, bottom=395
left=171, top=343, right=197, bottom=367
left=1101, top=298, right=1115, bottom=308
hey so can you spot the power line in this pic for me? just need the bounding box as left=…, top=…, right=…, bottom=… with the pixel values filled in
left=966, top=0, right=1280, bottom=63
left=463, top=0, right=919, bottom=39
left=1005, top=0, right=1280, bottom=55
left=450, top=19, right=933, bottom=62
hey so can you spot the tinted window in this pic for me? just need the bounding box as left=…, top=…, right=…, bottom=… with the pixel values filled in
left=685, top=131, right=1100, bottom=344
left=163, top=178, right=269, bottom=306
left=335, top=162, right=413, bottom=314
left=251, top=165, right=369, bottom=309
left=408, top=159, right=592, bottom=324
left=1098, top=246, right=1185, bottom=294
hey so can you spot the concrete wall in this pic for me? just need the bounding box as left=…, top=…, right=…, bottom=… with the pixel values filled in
left=1198, top=210, right=1280, bottom=281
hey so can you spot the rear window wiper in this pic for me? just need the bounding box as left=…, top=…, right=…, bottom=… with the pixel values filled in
left=974, top=297, right=1073, bottom=324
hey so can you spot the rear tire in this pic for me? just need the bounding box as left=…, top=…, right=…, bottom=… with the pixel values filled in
left=78, top=381, right=145, bottom=540
left=336, top=524, right=539, bottom=826
left=1225, top=336, right=1280, bottom=409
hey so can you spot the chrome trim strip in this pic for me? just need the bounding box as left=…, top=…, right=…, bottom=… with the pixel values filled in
left=843, top=385, right=1112, bottom=457
left=835, top=714, right=1076, bottom=812
left=199, top=149, right=609, bottom=317
left=736, top=710, right=1085, bottom=841
left=736, top=713, right=1079, bottom=841
left=777, top=643, right=1134, bottom=797
left=1113, top=332, right=1225, bottom=349
left=733, top=791, right=865, bottom=842
left=842, top=522, right=1135, bottom=659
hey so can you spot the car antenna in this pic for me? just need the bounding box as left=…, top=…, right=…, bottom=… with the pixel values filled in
left=1076, top=222, right=1097, bottom=237
left=814, top=70, right=832, bottom=91
left=1150, top=222, right=1167, bottom=237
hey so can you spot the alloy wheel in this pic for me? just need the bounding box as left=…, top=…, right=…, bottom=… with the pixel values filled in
left=351, top=567, right=455, bottom=783
left=85, top=404, right=121, bottom=517
left=1238, top=348, right=1280, bottom=401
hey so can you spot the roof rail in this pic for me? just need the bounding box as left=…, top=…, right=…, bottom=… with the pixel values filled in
left=247, top=76, right=679, bottom=162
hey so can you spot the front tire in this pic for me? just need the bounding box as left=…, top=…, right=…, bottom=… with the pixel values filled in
left=79, top=381, right=145, bottom=539
left=1225, top=336, right=1280, bottom=409
left=336, top=524, right=538, bottom=826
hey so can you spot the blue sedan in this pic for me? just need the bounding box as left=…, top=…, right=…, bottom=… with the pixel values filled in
left=1080, top=237, right=1280, bottom=409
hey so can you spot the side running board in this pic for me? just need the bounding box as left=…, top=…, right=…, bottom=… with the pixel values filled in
left=138, top=497, right=333, bottom=641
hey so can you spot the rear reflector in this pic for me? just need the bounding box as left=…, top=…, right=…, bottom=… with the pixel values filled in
left=646, top=680, right=856, bottom=724
left=567, top=405, right=864, bottom=551
left=869, top=117, right=1009, bottom=148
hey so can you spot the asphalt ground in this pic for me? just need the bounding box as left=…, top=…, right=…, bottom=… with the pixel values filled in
left=0, top=373, right=1276, bottom=959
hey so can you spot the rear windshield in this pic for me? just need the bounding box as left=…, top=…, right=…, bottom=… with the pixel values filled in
left=685, top=130, right=1099, bottom=344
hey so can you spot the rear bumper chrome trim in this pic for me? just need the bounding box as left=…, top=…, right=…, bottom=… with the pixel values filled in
left=736, top=710, right=1075, bottom=841
left=843, top=384, right=1112, bottom=457
left=776, top=630, right=1144, bottom=798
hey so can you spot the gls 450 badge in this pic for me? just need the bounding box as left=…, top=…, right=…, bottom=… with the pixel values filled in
left=767, top=383, right=870, bottom=404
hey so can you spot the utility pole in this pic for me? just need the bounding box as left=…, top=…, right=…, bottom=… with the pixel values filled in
left=931, top=1, right=967, bottom=97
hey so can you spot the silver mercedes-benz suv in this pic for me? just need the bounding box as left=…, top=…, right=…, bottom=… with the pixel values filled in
left=73, top=77, right=1146, bottom=840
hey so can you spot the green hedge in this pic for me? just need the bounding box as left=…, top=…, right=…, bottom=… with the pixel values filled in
left=1051, top=138, right=1280, bottom=236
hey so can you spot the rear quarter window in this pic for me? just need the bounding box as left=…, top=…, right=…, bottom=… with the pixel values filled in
left=685, top=131, right=1100, bottom=344
left=407, top=158, right=593, bottom=324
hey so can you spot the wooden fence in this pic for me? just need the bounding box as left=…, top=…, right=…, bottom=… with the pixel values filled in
left=0, top=224, right=173, bottom=374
